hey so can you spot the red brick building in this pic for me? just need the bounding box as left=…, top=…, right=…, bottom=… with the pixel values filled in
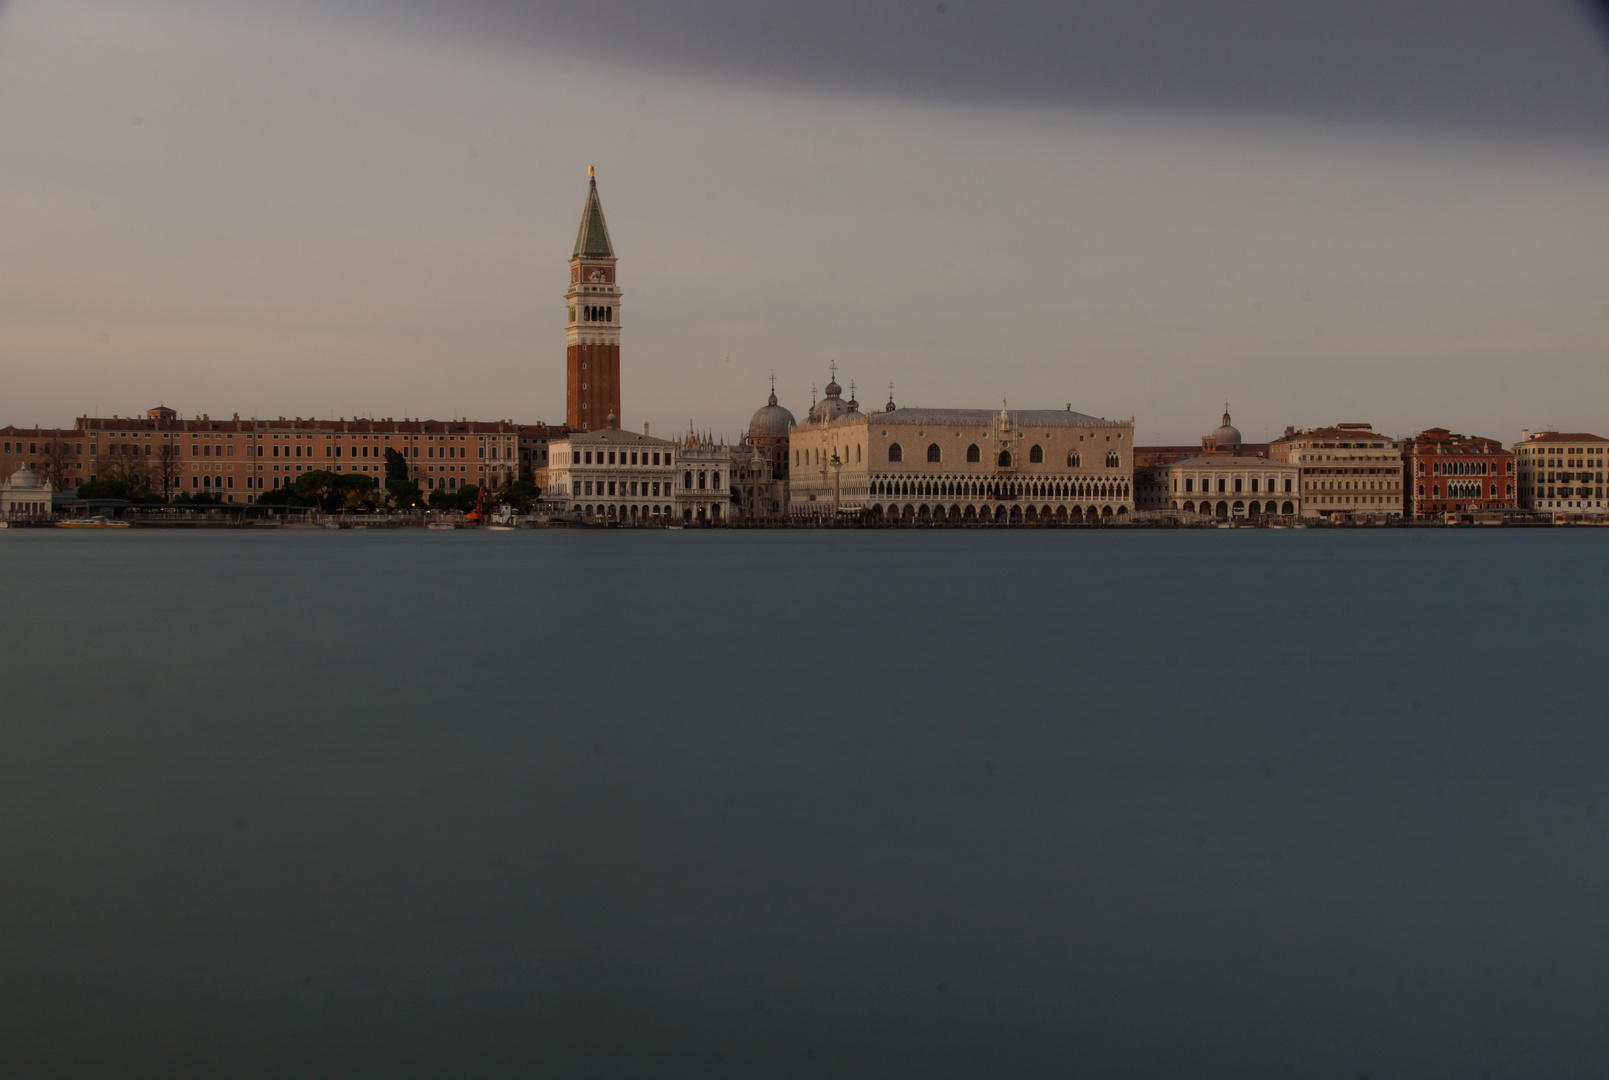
left=565, top=168, right=622, bottom=432
left=1401, top=427, right=1516, bottom=520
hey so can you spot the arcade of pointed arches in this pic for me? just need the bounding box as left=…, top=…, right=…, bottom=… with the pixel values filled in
left=865, top=470, right=1132, bottom=524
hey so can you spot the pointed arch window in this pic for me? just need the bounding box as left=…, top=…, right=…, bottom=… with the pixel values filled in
left=1105, top=450, right=1120, bottom=468
left=998, top=450, right=1012, bottom=467
left=1067, top=450, right=1080, bottom=467
left=966, top=444, right=980, bottom=463
left=927, top=443, right=941, bottom=463
left=888, top=443, right=903, bottom=463
left=1029, top=444, right=1043, bottom=464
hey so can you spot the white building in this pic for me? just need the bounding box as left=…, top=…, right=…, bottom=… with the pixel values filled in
left=674, top=427, right=736, bottom=523
left=1155, top=457, right=1302, bottom=519
left=2, top=466, right=53, bottom=520
left=546, top=424, right=677, bottom=523
left=1513, top=430, right=1608, bottom=515
left=788, top=374, right=1136, bottom=524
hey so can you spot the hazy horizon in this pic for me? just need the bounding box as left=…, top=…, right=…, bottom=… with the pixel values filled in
left=3, top=0, right=1608, bottom=444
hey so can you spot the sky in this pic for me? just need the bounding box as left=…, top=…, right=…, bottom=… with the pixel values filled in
left=1, top=0, right=1607, bottom=444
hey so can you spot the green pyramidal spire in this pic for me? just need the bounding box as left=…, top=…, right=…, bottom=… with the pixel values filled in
left=572, top=168, right=614, bottom=258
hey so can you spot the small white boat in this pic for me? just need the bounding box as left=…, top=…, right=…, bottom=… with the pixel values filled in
left=56, top=516, right=130, bottom=530
left=427, top=522, right=456, bottom=530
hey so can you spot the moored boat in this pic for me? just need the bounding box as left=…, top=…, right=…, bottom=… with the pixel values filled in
left=56, top=516, right=131, bottom=530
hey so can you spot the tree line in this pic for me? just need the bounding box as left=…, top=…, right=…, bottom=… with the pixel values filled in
left=70, top=446, right=539, bottom=511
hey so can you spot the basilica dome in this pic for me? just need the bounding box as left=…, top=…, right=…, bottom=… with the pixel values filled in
left=806, top=376, right=849, bottom=423
left=748, top=391, right=796, bottom=440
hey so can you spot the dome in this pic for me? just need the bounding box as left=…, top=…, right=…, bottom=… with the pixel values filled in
left=7, top=466, right=42, bottom=489
left=748, top=391, right=796, bottom=440
left=806, top=374, right=849, bottom=423
left=1210, top=409, right=1242, bottom=447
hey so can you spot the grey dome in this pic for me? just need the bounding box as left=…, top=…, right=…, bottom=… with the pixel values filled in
left=807, top=375, right=848, bottom=423
left=1210, top=409, right=1242, bottom=447
left=748, top=392, right=796, bottom=439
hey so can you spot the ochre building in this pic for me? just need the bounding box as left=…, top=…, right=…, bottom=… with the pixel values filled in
left=1267, top=423, right=1403, bottom=519
left=1, top=407, right=562, bottom=503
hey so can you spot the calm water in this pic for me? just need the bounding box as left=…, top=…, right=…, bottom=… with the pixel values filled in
left=2, top=528, right=1607, bottom=1078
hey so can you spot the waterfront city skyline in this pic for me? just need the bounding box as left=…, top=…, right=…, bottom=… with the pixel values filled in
left=3, top=1, right=1608, bottom=444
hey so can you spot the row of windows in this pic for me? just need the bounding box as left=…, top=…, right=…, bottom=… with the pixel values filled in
left=884, top=442, right=1120, bottom=468
left=872, top=477, right=1130, bottom=501
left=1417, top=482, right=1514, bottom=498
left=1181, top=476, right=1294, bottom=494
left=571, top=305, right=614, bottom=323
left=1525, top=485, right=1604, bottom=499
left=1526, top=470, right=1603, bottom=484
left=1415, top=459, right=1510, bottom=476
left=561, top=449, right=669, bottom=466
left=1521, top=446, right=1604, bottom=459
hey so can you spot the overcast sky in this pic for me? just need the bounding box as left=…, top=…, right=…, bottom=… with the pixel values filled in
left=2, top=0, right=1607, bottom=443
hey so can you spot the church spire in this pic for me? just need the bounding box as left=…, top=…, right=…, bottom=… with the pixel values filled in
left=573, top=166, right=615, bottom=258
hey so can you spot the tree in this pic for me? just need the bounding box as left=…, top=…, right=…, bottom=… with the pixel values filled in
left=382, top=448, right=422, bottom=507
left=156, top=441, right=183, bottom=502
left=99, top=445, right=154, bottom=498
left=290, top=470, right=378, bottom=511
left=455, top=483, right=481, bottom=511
left=427, top=486, right=456, bottom=510
left=37, top=435, right=75, bottom=491
left=383, top=447, right=410, bottom=485
left=386, top=477, right=423, bottom=508
left=495, top=477, right=541, bottom=512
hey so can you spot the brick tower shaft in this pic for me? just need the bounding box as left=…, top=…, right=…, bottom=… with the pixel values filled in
left=565, top=168, right=621, bottom=431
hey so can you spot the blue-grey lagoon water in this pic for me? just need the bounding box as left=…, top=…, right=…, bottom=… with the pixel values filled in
left=2, top=528, right=1607, bottom=1078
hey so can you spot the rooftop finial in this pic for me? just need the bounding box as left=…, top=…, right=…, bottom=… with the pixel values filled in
left=588, top=164, right=595, bottom=179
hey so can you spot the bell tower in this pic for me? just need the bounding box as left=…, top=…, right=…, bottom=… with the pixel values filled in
left=566, top=166, right=621, bottom=431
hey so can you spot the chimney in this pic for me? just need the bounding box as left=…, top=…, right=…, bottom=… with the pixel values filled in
left=1521, top=429, right=1530, bottom=442
left=642, top=421, right=650, bottom=436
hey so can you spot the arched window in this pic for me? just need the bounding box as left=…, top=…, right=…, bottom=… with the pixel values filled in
left=1029, top=444, right=1043, bottom=464
left=966, top=444, right=980, bottom=463
left=856, top=444, right=861, bottom=462
left=888, top=443, right=903, bottom=462
left=1105, top=450, right=1120, bottom=468
left=998, top=450, right=1012, bottom=467
left=1067, top=451, right=1080, bottom=467
left=927, top=443, right=941, bottom=463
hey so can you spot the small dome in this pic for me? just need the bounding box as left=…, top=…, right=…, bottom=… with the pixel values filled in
left=7, top=466, right=42, bottom=489
left=807, top=373, right=848, bottom=423
left=748, top=391, right=796, bottom=439
left=1210, top=409, right=1242, bottom=447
